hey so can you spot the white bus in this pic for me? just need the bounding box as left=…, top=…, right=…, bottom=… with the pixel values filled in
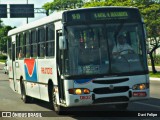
left=8, top=7, right=149, bottom=114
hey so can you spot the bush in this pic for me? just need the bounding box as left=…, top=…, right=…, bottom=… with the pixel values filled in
left=0, top=54, right=7, bottom=60
left=154, top=55, right=160, bottom=65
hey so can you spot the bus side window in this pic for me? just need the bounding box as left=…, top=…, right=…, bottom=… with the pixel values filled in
left=16, top=34, right=19, bottom=59
left=16, top=33, right=24, bottom=59
left=19, top=33, right=24, bottom=59
left=38, top=27, right=45, bottom=57
left=46, top=23, right=55, bottom=57
left=25, top=31, right=31, bottom=58
left=31, top=29, right=37, bottom=58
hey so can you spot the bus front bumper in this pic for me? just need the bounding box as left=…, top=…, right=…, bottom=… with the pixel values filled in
left=64, top=89, right=149, bottom=107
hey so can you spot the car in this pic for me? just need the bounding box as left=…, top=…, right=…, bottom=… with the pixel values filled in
left=3, top=60, right=8, bottom=74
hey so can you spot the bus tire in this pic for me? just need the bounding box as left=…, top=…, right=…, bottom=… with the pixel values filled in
left=115, top=103, right=128, bottom=110
left=21, top=81, right=31, bottom=103
left=49, top=87, right=65, bottom=115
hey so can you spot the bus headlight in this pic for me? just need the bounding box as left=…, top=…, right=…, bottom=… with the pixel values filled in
left=68, top=88, right=90, bottom=95
left=75, top=89, right=82, bottom=95
left=132, top=83, right=149, bottom=90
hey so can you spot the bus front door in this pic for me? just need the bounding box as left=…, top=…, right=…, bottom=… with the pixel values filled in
left=56, top=30, right=65, bottom=101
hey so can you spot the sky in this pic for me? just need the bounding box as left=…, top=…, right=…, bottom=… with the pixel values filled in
left=0, top=0, right=53, bottom=27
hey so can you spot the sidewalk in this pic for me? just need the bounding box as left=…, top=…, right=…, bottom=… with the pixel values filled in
left=0, top=62, right=5, bottom=64
left=150, top=77, right=160, bottom=81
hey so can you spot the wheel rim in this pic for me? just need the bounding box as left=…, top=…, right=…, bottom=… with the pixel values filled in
left=21, top=84, right=26, bottom=101
left=22, top=94, right=25, bottom=101
left=52, top=91, right=59, bottom=111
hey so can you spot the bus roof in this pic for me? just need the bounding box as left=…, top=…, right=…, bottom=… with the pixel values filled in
left=64, top=6, right=138, bottom=12
left=8, top=6, right=138, bottom=36
left=8, top=11, right=64, bottom=36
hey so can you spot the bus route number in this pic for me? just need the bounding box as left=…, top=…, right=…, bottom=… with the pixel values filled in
left=72, top=13, right=81, bottom=20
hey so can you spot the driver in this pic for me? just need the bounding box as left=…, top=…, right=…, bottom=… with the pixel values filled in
left=112, top=35, right=133, bottom=56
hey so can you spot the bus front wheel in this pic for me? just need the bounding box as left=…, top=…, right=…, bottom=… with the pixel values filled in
left=50, top=87, right=64, bottom=115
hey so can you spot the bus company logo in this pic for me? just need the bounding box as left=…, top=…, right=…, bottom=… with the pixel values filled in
left=24, top=59, right=37, bottom=82
left=74, top=79, right=92, bottom=84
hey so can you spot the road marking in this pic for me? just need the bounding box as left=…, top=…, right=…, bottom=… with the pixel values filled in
left=135, top=102, right=160, bottom=109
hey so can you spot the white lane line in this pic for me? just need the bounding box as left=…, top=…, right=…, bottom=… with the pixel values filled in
left=134, top=102, right=160, bottom=109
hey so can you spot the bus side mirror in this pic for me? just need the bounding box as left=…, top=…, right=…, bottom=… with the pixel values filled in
left=59, top=36, right=67, bottom=50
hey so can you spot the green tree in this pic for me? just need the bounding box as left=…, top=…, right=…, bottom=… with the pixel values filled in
left=141, top=3, right=160, bottom=73
left=0, top=25, right=13, bottom=54
left=43, top=0, right=84, bottom=13
left=83, top=0, right=133, bottom=7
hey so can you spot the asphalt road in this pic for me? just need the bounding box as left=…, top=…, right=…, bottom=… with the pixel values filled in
left=0, top=63, right=160, bottom=120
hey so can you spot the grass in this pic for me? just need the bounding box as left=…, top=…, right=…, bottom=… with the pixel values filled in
left=0, top=60, right=5, bottom=63
left=148, top=63, right=160, bottom=66
left=149, top=71, right=160, bottom=78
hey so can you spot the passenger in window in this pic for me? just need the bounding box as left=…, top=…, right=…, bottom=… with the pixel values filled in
left=112, top=35, right=134, bottom=56
left=18, top=50, right=23, bottom=59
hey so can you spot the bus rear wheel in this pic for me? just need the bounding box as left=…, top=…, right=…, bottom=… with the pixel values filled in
left=115, top=103, right=128, bottom=110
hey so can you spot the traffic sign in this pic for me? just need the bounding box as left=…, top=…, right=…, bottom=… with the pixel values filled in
left=10, top=4, right=34, bottom=18
left=0, top=4, right=7, bottom=18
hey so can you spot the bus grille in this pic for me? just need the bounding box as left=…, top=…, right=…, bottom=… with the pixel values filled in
left=93, top=86, right=129, bottom=94
left=92, top=78, right=129, bottom=84
left=93, top=96, right=129, bottom=104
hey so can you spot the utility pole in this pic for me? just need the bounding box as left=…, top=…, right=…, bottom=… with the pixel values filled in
left=0, top=0, right=1, bottom=27
left=26, top=0, right=28, bottom=24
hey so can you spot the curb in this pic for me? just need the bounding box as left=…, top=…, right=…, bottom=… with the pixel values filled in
left=0, top=62, right=5, bottom=64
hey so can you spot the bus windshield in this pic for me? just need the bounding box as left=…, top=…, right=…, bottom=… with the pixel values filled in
left=65, top=22, right=147, bottom=77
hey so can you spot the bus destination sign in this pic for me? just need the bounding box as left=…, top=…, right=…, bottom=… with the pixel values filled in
left=93, top=11, right=129, bottom=20
left=64, top=8, right=140, bottom=23
left=71, top=11, right=129, bottom=21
